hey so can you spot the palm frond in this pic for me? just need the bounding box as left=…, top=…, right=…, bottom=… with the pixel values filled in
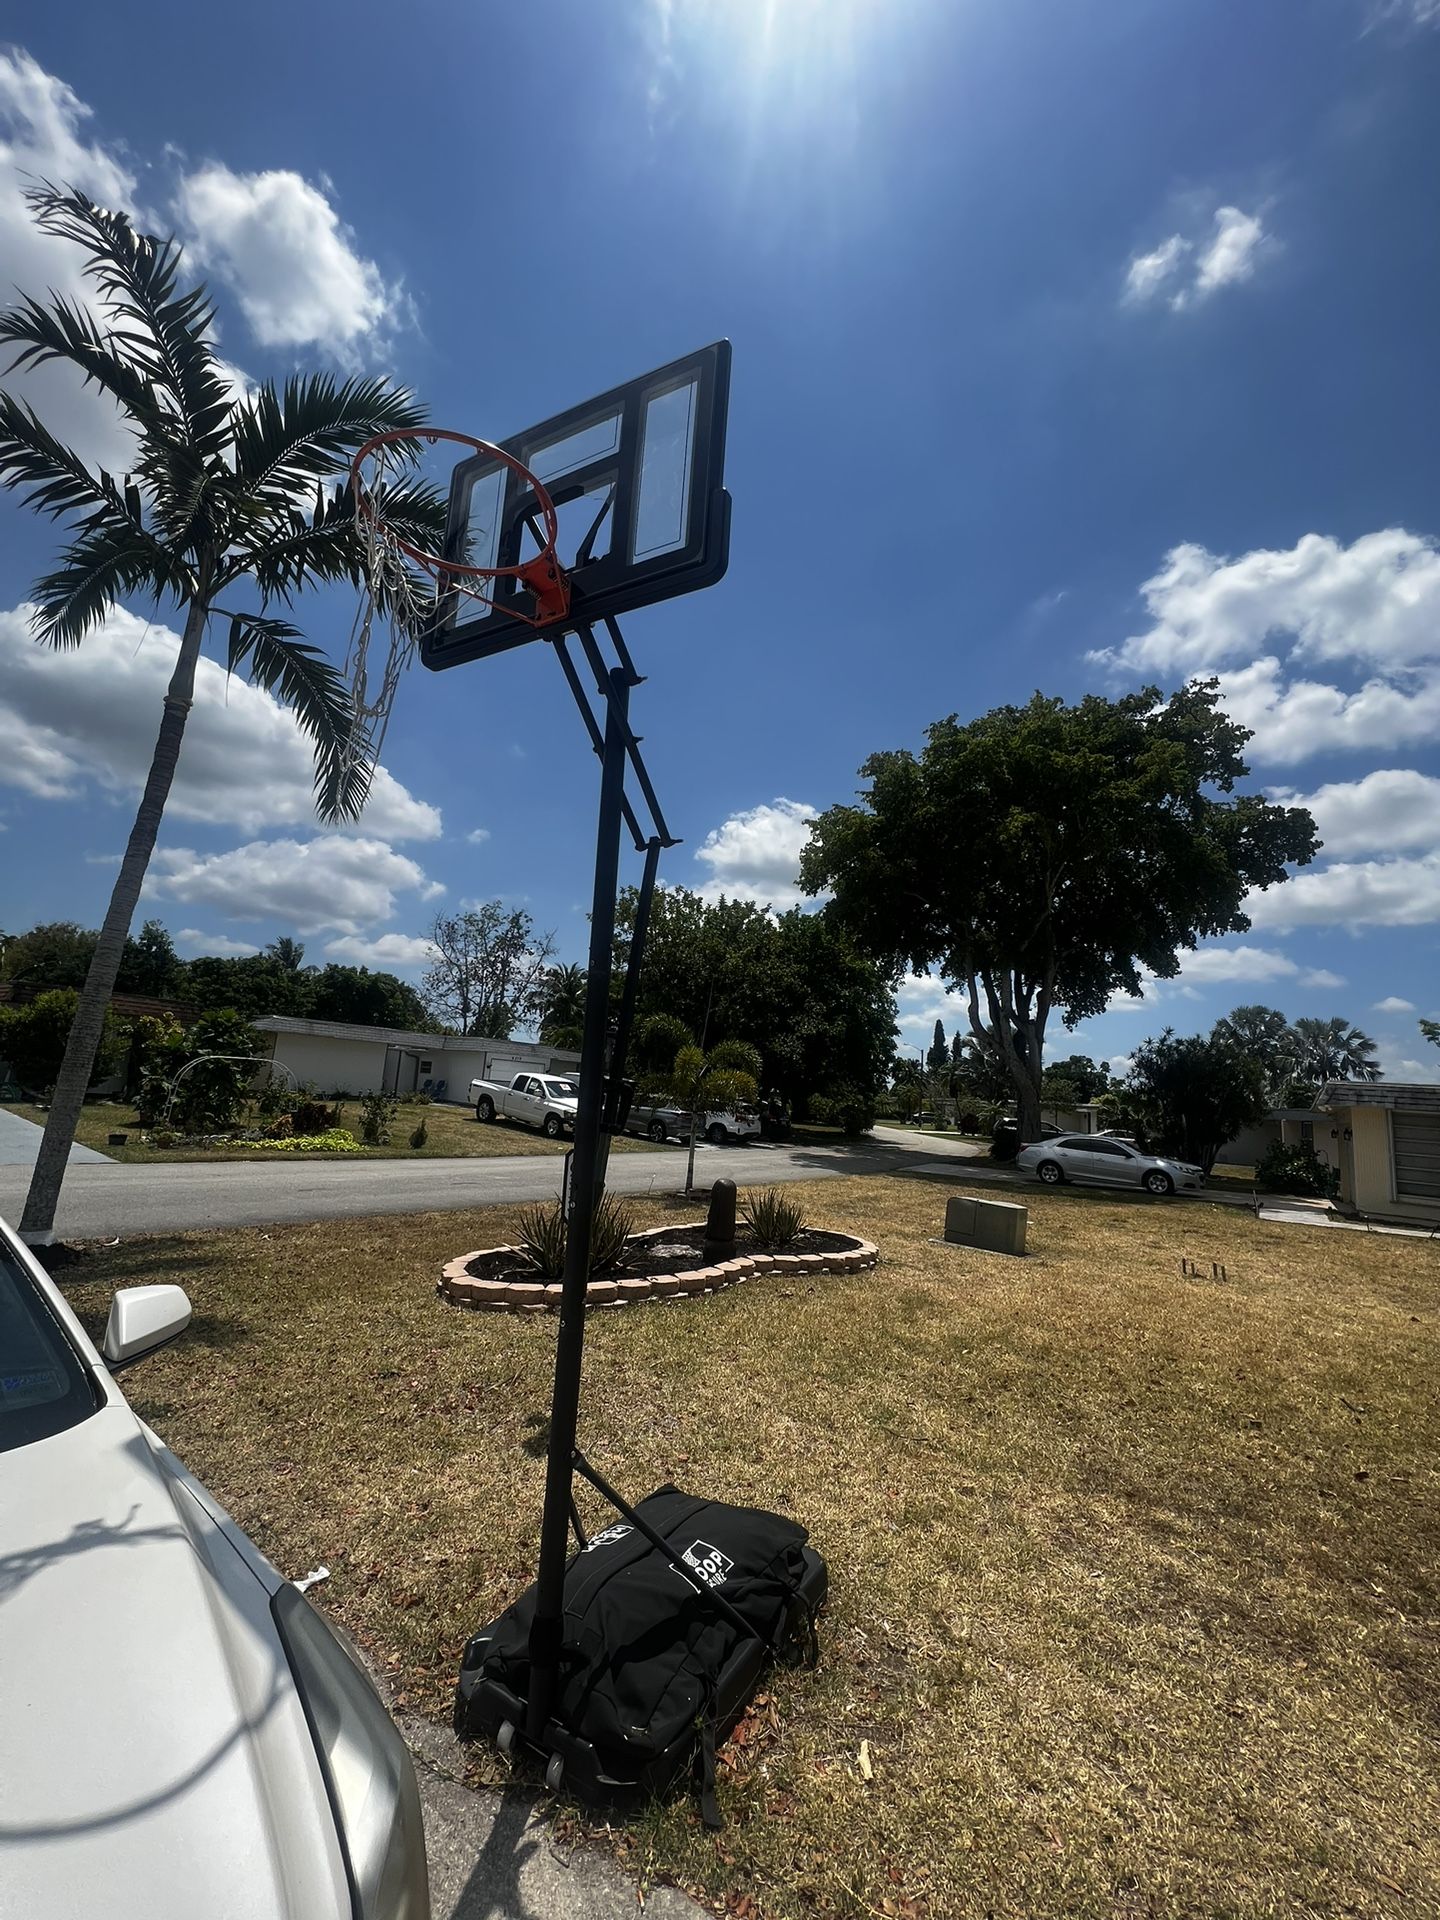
left=230, top=373, right=430, bottom=502
left=24, top=186, right=235, bottom=464
left=222, top=473, right=446, bottom=604
left=30, top=518, right=177, bottom=648
left=0, top=391, right=132, bottom=523
left=0, top=288, right=172, bottom=427
left=225, top=613, right=370, bottom=823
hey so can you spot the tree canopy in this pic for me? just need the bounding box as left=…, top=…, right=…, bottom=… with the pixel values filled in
left=800, top=682, right=1318, bottom=1135
left=1119, top=1029, right=1269, bottom=1173
left=611, top=886, right=895, bottom=1121
left=421, top=905, right=556, bottom=1038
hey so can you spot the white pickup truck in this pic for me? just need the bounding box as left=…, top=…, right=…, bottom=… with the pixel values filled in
left=470, top=1071, right=579, bottom=1139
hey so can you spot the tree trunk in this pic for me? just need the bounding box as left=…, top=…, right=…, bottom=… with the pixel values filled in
left=20, top=597, right=208, bottom=1244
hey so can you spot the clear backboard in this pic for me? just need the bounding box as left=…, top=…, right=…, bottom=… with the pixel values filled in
left=420, top=340, right=731, bottom=669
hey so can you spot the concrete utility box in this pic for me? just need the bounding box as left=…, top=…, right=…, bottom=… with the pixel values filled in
left=944, top=1195, right=1027, bottom=1257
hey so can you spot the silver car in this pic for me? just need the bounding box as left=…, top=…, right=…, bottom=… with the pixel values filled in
left=1015, top=1132, right=1204, bottom=1196
left=0, top=1214, right=430, bottom=1920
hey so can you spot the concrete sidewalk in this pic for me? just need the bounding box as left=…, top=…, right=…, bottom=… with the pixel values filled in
left=0, top=1106, right=110, bottom=1166
left=402, top=1711, right=700, bottom=1920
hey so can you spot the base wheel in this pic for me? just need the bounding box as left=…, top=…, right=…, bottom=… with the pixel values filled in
left=545, top=1753, right=564, bottom=1791
left=496, top=1720, right=517, bottom=1755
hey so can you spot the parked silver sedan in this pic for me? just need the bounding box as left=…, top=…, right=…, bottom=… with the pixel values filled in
left=1015, top=1132, right=1204, bottom=1196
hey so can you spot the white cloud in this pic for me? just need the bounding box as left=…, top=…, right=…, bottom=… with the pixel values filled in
left=1090, top=530, right=1440, bottom=768
left=1172, top=943, right=1303, bottom=984
left=1373, top=995, right=1417, bottom=1013
left=0, top=602, right=440, bottom=841
left=1123, top=205, right=1268, bottom=311
left=1300, top=968, right=1347, bottom=990
left=175, top=163, right=403, bottom=356
left=1189, top=207, right=1266, bottom=301
left=322, top=932, right=437, bottom=970
left=464, top=827, right=492, bottom=845
left=1123, top=234, right=1190, bottom=305
left=176, top=928, right=260, bottom=957
left=694, top=798, right=819, bottom=909
left=0, top=50, right=139, bottom=473
left=1094, top=531, right=1440, bottom=679
left=1269, top=769, right=1440, bottom=857
left=1247, top=854, right=1440, bottom=931
left=1214, top=657, right=1440, bottom=765
left=147, top=836, right=438, bottom=936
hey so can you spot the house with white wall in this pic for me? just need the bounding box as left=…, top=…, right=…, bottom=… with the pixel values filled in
left=1318, top=1082, right=1440, bottom=1227
left=251, top=1016, right=580, bottom=1103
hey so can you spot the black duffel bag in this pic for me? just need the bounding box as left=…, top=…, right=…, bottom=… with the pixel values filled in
left=455, top=1485, right=826, bottom=1825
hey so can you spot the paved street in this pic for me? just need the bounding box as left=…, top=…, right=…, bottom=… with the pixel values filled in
left=0, top=1129, right=977, bottom=1241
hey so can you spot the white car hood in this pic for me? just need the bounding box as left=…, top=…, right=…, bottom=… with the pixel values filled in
left=0, top=1405, right=344, bottom=1919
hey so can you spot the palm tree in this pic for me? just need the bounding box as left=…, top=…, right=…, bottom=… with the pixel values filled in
left=0, top=187, right=444, bottom=1242
left=537, top=963, right=587, bottom=1047
left=1288, top=1016, right=1383, bottom=1087
left=1211, top=1004, right=1301, bottom=1105
left=265, top=937, right=307, bottom=974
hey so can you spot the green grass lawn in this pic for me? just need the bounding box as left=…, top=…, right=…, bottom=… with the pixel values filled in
left=60, top=1177, right=1439, bottom=1919
left=3, top=1098, right=659, bottom=1163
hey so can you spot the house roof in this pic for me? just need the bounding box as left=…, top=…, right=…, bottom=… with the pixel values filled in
left=1318, top=1081, right=1440, bottom=1114
left=251, top=1016, right=579, bottom=1061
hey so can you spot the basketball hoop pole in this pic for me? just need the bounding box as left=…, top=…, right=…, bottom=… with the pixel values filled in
left=526, top=660, right=632, bottom=1742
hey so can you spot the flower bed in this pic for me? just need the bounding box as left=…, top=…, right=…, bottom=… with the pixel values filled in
left=438, top=1221, right=878, bottom=1311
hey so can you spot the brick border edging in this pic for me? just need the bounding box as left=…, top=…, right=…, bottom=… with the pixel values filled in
left=437, top=1222, right=879, bottom=1311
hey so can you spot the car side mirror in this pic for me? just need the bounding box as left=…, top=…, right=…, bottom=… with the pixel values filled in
left=102, top=1284, right=192, bottom=1371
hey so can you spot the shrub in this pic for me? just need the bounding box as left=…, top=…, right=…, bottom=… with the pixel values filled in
left=291, top=1099, right=337, bottom=1136
left=409, top=1117, right=429, bottom=1149
left=239, top=1127, right=361, bottom=1154
left=741, top=1186, right=807, bottom=1249
left=265, top=1113, right=295, bottom=1139
left=958, top=1109, right=980, bottom=1134
left=515, top=1194, right=636, bottom=1278
left=1254, top=1141, right=1339, bottom=1198
left=826, top=1083, right=877, bottom=1137
left=0, top=990, right=125, bottom=1094
left=358, top=1089, right=397, bottom=1145
left=807, top=1095, right=836, bottom=1126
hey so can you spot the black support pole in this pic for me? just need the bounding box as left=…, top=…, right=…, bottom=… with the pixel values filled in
left=525, top=667, right=631, bottom=1742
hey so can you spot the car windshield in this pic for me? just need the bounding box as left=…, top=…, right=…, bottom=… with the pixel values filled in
left=543, top=1080, right=578, bottom=1100
left=0, top=1243, right=99, bottom=1453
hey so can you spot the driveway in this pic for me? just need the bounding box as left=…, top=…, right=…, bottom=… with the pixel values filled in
left=0, top=1133, right=918, bottom=1241
left=0, top=1106, right=110, bottom=1166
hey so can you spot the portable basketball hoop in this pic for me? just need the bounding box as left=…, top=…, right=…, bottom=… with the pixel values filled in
left=343, top=344, right=806, bottom=1826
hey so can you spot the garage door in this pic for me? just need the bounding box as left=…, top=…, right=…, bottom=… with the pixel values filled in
left=1393, top=1112, right=1440, bottom=1202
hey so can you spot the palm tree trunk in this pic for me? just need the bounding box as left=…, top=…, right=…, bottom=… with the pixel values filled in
left=20, top=596, right=209, bottom=1244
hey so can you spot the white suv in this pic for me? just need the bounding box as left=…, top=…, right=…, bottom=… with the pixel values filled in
left=0, top=1215, right=430, bottom=1920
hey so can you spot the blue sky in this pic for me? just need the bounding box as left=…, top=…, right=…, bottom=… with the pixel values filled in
left=2, top=0, right=1438, bottom=1077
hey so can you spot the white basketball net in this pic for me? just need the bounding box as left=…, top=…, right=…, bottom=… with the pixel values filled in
left=341, top=445, right=436, bottom=786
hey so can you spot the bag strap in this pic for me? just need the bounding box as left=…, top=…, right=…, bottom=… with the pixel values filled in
left=695, top=1691, right=723, bottom=1831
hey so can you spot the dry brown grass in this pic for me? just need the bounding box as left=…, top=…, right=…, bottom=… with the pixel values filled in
left=61, top=1177, right=1439, bottom=1919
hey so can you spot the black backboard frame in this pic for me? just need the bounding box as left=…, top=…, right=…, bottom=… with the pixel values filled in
left=420, top=340, right=731, bottom=670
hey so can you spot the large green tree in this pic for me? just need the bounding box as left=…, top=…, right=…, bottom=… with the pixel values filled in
left=800, top=682, right=1318, bottom=1138
left=612, top=886, right=895, bottom=1120
left=1, top=188, right=443, bottom=1241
